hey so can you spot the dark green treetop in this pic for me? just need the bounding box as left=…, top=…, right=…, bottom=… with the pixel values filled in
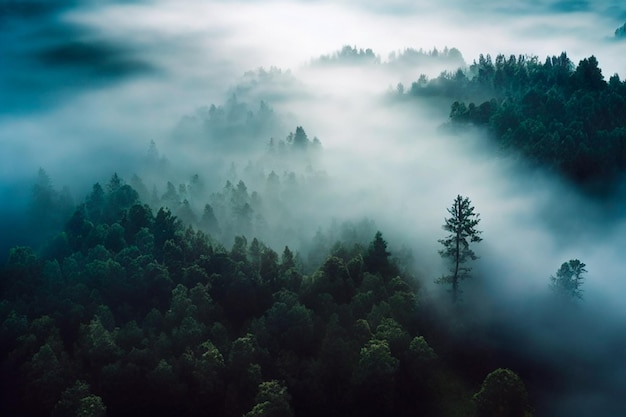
left=473, top=368, right=531, bottom=417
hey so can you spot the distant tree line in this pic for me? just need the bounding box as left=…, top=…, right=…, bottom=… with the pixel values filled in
left=312, top=45, right=464, bottom=68
left=315, top=45, right=380, bottom=65
left=387, top=46, right=464, bottom=68
left=116, top=126, right=324, bottom=250
left=405, top=52, right=626, bottom=192
left=174, top=96, right=283, bottom=154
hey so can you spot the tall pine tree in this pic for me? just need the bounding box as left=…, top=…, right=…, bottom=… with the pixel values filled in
left=436, top=195, right=482, bottom=303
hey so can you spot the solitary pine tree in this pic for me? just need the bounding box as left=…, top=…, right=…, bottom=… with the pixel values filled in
left=550, top=259, right=586, bottom=299
left=436, top=195, right=482, bottom=303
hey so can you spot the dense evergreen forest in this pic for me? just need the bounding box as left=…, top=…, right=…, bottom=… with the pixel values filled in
left=404, top=53, right=626, bottom=192
left=0, top=173, right=534, bottom=417
left=4, top=0, right=626, bottom=414
left=4, top=45, right=626, bottom=417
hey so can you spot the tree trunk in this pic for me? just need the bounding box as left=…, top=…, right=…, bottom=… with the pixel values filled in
left=452, top=200, right=461, bottom=303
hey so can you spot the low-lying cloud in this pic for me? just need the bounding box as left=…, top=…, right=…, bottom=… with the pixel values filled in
left=2, top=0, right=626, bottom=415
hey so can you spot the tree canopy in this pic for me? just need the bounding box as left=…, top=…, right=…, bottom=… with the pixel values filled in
left=405, top=53, right=626, bottom=193
left=1, top=176, right=520, bottom=417
left=473, top=368, right=531, bottom=417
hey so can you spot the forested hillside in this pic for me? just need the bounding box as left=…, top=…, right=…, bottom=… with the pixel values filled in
left=4, top=0, right=626, bottom=415
left=4, top=49, right=626, bottom=417
left=0, top=175, right=532, bottom=417
left=404, top=53, right=626, bottom=192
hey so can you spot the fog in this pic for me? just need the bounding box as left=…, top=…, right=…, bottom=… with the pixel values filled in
left=2, top=0, right=626, bottom=415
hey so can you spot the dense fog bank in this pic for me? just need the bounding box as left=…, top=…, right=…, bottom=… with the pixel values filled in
left=2, top=1, right=626, bottom=415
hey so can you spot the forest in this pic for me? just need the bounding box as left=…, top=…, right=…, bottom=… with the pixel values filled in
left=1, top=171, right=534, bottom=417
left=403, top=52, right=626, bottom=193
left=2, top=50, right=623, bottom=416
left=3, top=2, right=626, bottom=415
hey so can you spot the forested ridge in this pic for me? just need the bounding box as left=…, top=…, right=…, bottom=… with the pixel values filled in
left=0, top=174, right=532, bottom=417
left=4, top=44, right=623, bottom=417
left=5, top=0, right=626, bottom=412
left=405, top=52, right=626, bottom=192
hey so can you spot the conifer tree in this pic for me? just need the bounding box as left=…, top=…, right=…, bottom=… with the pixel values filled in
left=436, top=195, right=482, bottom=303
left=550, top=259, right=586, bottom=299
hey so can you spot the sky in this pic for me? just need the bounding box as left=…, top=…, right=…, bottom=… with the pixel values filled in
left=2, top=0, right=626, bottom=415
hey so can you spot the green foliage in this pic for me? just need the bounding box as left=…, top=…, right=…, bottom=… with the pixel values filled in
left=0, top=179, right=532, bottom=417
left=264, top=300, right=315, bottom=355
left=409, top=335, right=437, bottom=364
left=374, top=317, right=410, bottom=358
left=353, top=338, right=399, bottom=382
left=365, top=231, right=394, bottom=277
left=76, top=395, right=107, bottom=417
left=55, top=380, right=106, bottom=417
left=473, top=368, right=531, bottom=417
left=409, top=53, right=626, bottom=190
left=351, top=338, right=399, bottom=417
left=436, top=195, right=482, bottom=303
left=78, top=315, right=121, bottom=369
left=245, top=380, right=293, bottom=417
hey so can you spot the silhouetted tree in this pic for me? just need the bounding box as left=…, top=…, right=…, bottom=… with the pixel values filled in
left=365, top=231, right=392, bottom=277
left=200, top=203, right=220, bottom=236
left=292, top=126, right=308, bottom=149
left=29, top=168, right=73, bottom=240
left=550, top=259, right=586, bottom=299
left=436, top=195, right=482, bottom=303
left=86, top=183, right=105, bottom=222
left=153, top=208, right=182, bottom=257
